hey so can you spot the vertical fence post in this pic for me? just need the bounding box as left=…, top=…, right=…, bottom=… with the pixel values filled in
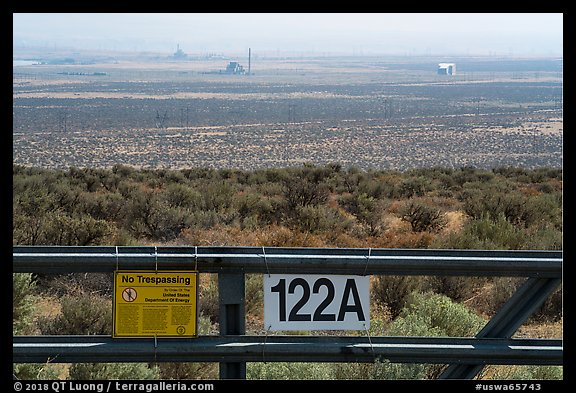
left=218, top=272, right=246, bottom=379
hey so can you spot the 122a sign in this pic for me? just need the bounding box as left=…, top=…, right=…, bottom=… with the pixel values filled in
left=264, top=274, right=370, bottom=331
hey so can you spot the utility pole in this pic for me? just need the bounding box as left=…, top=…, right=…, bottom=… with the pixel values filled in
left=248, top=48, right=251, bottom=76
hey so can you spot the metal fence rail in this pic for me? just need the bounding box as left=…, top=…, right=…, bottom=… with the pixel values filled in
left=12, top=246, right=562, bottom=380
left=12, top=246, right=562, bottom=276
left=13, top=335, right=562, bottom=365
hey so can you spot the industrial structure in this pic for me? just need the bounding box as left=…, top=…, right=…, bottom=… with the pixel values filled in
left=438, top=63, right=456, bottom=75
left=222, top=48, right=252, bottom=75
left=173, top=44, right=187, bottom=59
left=224, top=61, right=246, bottom=75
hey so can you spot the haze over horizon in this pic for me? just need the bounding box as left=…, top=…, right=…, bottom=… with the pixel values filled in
left=13, top=13, right=563, bottom=58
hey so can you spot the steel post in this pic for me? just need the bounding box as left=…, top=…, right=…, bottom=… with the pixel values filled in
left=218, top=272, right=246, bottom=379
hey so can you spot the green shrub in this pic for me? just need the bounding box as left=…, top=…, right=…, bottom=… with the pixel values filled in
left=200, top=274, right=220, bottom=324
left=201, top=181, right=235, bottom=211
left=482, top=365, right=562, bottom=380
left=372, top=276, right=425, bottom=319
left=370, top=291, right=486, bottom=379
left=400, top=200, right=447, bottom=232
left=247, top=362, right=332, bottom=380
left=69, top=363, right=160, bottom=380
left=484, top=277, right=561, bottom=322
left=423, top=276, right=486, bottom=303
left=339, top=192, right=389, bottom=235
left=40, top=294, right=112, bottom=335
left=291, top=204, right=349, bottom=234
left=437, top=213, right=526, bottom=250
left=245, top=274, right=264, bottom=319
left=393, top=291, right=486, bottom=337
left=163, top=183, right=204, bottom=210
left=13, top=273, right=36, bottom=335
left=13, top=363, right=63, bottom=380
left=282, top=171, right=330, bottom=211
left=397, top=176, right=432, bottom=198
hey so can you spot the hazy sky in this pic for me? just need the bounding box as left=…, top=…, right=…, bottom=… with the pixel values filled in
left=13, top=13, right=563, bottom=57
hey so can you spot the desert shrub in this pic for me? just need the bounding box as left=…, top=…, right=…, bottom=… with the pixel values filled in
left=157, top=361, right=217, bottom=380
left=522, top=193, right=562, bottom=229
left=400, top=200, right=447, bottom=232
left=291, top=204, right=349, bottom=234
left=201, top=181, right=235, bottom=211
left=521, top=225, right=562, bottom=250
left=123, top=189, right=189, bottom=241
left=482, top=365, right=562, bottom=380
left=69, top=363, right=160, bottom=380
left=357, top=175, right=394, bottom=199
left=42, top=273, right=113, bottom=297
left=282, top=170, right=330, bottom=212
left=188, top=210, right=221, bottom=230
left=485, top=278, right=562, bottom=322
left=397, top=176, right=432, bottom=198
left=163, top=183, right=204, bottom=210
left=247, top=362, right=333, bottom=380
left=40, top=294, right=112, bottom=335
left=13, top=363, right=63, bottom=380
left=236, top=192, right=274, bottom=227
left=450, top=166, right=493, bottom=187
left=423, top=276, right=486, bottom=303
left=372, top=276, right=425, bottom=319
left=13, top=273, right=36, bottom=335
left=200, top=274, right=220, bottom=324
left=339, top=192, right=389, bottom=235
left=338, top=165, right=365, bottom=193
left=393, top=291, right=486, bottom=337
left=245, top=274, right=264, bottom=319
left=461, top=189, right=559, bottom=229
left=437, top=213, right=525, bottom=250
left=81, top=191, right=125, bottom=221
left=39, top=212, right=113, bottom=245
left=285, top=177, right=330, bottom=209
left=484, top=277, right=525, bottom=317
left=533, top=285, right=562, bottom=322
left=368, top=291, right=486, bottom=379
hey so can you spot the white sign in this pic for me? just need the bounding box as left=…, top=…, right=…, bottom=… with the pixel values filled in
left=264, top=274, right=370, bottom=331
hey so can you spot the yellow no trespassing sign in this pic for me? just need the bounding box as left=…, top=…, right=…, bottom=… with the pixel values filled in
left=113, top=270, right=198, bottom=338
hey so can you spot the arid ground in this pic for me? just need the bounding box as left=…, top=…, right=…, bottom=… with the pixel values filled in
left=13, top=54, right=562, bottom=170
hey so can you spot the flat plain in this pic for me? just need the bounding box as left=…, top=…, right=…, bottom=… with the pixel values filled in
left=13, top=54, right=563, bottom=170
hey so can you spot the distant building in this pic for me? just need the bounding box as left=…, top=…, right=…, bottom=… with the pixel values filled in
left=224, top=61, right=245, bottom=75
left=438, top=63, right=456, bottom=75
left=173, top=44, right=187, bottom=59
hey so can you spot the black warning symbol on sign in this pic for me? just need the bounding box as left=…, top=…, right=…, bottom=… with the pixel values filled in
left=122, top=288, right=137, bottom=302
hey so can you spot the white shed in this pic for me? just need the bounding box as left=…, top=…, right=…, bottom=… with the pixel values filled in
left=438, top=63, right=456, bottom=75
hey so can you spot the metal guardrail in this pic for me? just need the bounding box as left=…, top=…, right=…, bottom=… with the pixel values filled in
left=12, top=246, right=562, bottom=276
left=12, top=246, right=562, bottom=380
left=13, top=335, right=562, bottom=365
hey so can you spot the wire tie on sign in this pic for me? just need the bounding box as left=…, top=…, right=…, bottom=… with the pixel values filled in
left=363, top=248, right=372, bottom=276
left=154, top=246, right=158, bottom=273
left=363, top=322, right=376, bottom=361
left=262, top=246, right=270, bottom=278
left=194, top=246, right=198, bottom=271
left=262, top=325, right=272, bottom=364
left=115, top=246, right=119, bottom=271
left=153, top=335, right=158, bottom=364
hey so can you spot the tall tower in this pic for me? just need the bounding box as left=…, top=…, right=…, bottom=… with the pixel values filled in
left=248, top=48, right=251, bottom=76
